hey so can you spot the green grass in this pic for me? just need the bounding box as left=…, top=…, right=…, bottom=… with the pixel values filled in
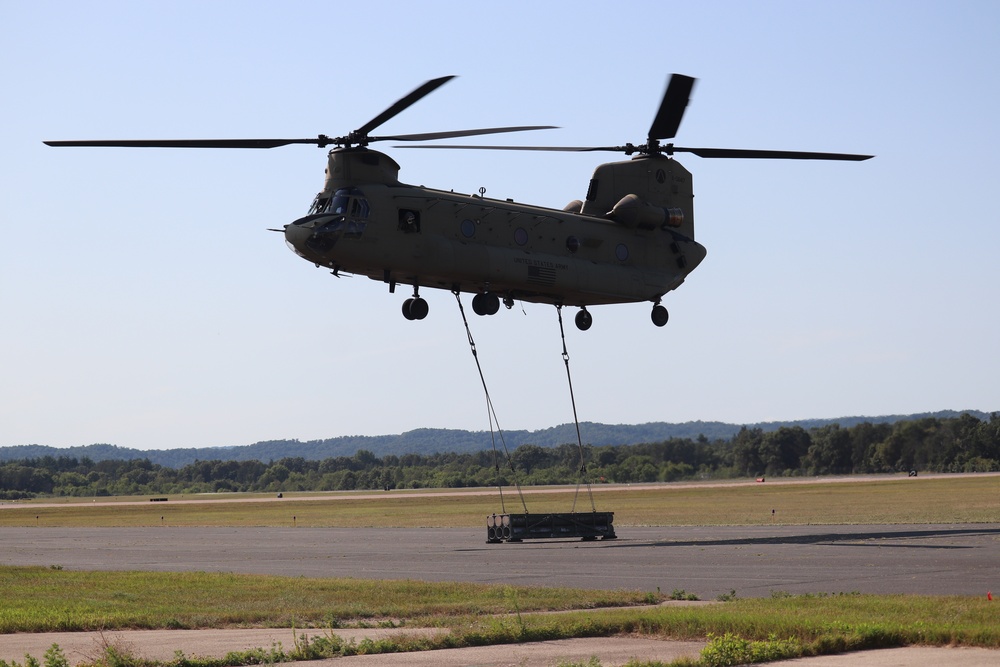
left=0, top=566, right=656, bottom=633
left=5, top=581, right=999, bottom=667
left=502, top=594, right=1000, bottom=664
left=2, top=475, right=997, bottom=528
left=445, top=595, right=1000, bottom=664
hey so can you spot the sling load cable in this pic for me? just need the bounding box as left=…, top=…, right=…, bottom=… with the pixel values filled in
left=452, top=290, right=527, bottom=514
left=555, top=305, right=597, bottom=513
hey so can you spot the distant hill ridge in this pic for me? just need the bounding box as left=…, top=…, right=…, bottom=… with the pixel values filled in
left=2, top=410, right=991, bottom=469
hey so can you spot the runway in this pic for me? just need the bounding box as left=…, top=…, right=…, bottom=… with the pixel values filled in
left=4, top=523, right=999, bottom=597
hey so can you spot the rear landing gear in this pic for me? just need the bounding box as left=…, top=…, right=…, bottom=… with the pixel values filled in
left=574, top=308, right=593, bottom=331
left=651, top=303, right=669, bottom=327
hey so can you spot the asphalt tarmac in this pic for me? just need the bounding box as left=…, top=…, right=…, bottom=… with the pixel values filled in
left=3, top=523, right=999, bottom=598
left=4, top=524, right=1000, bottom=665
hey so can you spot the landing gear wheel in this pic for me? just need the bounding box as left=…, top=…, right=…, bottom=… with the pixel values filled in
left=575, top=308, right=593, bottom=331
left=651, top=304, right=669, bottom=327
left=408, top=297, right=429, bottom=320
left=472, top=292, right=500, bottom=316
left=402, top=298, right=416, bottom=320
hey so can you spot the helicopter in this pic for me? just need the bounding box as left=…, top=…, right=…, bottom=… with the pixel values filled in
left=45, top=74, right=872, bottom=331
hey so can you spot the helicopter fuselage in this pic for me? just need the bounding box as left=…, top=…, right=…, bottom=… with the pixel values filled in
left=45, top=73, right=869, bottom=329
left=283, top=147, right=707, bottom=314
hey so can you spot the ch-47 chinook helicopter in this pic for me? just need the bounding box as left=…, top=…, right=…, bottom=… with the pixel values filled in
left=45, top=74, right=871, bottom=331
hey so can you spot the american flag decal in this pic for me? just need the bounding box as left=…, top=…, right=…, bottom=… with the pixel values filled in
left=527, top=264, right=557, bottom=286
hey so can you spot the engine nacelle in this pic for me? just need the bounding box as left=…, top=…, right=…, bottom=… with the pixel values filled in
left=608, top=194, right=684, bottom=230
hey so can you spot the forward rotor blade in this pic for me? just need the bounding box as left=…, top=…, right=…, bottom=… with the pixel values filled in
left=648, top=74, right=696, bottom=141
left=373, top=125, right=558, bottom=142
left=353, top=75, right=456, bottom=138
left=674, top=146, right=874, bottom=160
left=43, top=137, right=330, bottom=149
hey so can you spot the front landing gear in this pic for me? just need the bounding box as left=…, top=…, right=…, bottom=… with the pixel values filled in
left=574, top=308, right=593, bottom=331
left=651, top=303, right=669, bottom=327
left=402, top=297, right=428, bottom=320
left=402, top=287, right=428, bottom=321
left=472, top=292, right=501, bottom=316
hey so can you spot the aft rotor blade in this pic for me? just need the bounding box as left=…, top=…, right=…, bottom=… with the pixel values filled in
left=353, top=75, right=456, bottom=138
left=43, top=137, right=332, bottom=149
left=394, top=144, right=621, bottom=152
left=648, top=74, right=696, bottom=141
left=374, top=125, right=558, bottom=142
left=398, top=143, right=874, bottom=161
left=674, top=146, right=874, bottom=160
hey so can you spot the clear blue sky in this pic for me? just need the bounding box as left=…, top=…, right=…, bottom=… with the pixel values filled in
left=2, top=1, right=998, bottom=450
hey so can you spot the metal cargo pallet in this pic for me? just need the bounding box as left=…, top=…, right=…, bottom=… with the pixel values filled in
left=487, top=511, right=616, bottom=543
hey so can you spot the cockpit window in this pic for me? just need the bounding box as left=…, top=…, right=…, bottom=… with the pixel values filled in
left=330, top=192, right=350, bottom=215
left=308, top=195, right=330, bottom=215
left=307, top=187, right=369, bottom=218
left=305, top=188, right=371, bottom=240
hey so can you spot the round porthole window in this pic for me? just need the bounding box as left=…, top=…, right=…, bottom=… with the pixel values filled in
left=461, top=219, right=476, bottom=238
left=514, top=228, right=528, bottom=246
left=566, top=236, right=580, bottom=253
left=616, top=243, right=629, bottom=261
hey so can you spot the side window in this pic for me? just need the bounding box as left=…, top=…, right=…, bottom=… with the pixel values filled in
left=398, top=209, right=421, bottom=234
left=351, top=198, right=370, bottom=219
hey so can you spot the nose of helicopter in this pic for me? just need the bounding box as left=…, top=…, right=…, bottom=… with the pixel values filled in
left=281, top=216, right=327, bottom=261
left=283, top=214, right=343, bottom=258
left=283, top=217, right=313, bottom=250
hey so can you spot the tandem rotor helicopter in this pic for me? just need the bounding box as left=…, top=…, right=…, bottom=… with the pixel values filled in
left=46, top=74, right=872, bottom=331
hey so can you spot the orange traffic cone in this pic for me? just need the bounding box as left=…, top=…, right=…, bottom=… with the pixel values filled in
left=988, top=591, right=993, bottom=601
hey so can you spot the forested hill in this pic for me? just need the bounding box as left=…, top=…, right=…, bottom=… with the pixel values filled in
left=1, top=410, right=990, bottom=468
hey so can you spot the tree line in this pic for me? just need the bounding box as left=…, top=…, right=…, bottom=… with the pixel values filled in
left=1, top=413, right=998, bottom=499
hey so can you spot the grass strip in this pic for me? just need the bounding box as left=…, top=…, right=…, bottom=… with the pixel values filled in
left=5, top=593, right=999, bottom=667
left=0, top=566, right=656, bottom=633
left=3, top=475, right=997, bottom=528
left=513, top=593, right=1000, bottom=647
